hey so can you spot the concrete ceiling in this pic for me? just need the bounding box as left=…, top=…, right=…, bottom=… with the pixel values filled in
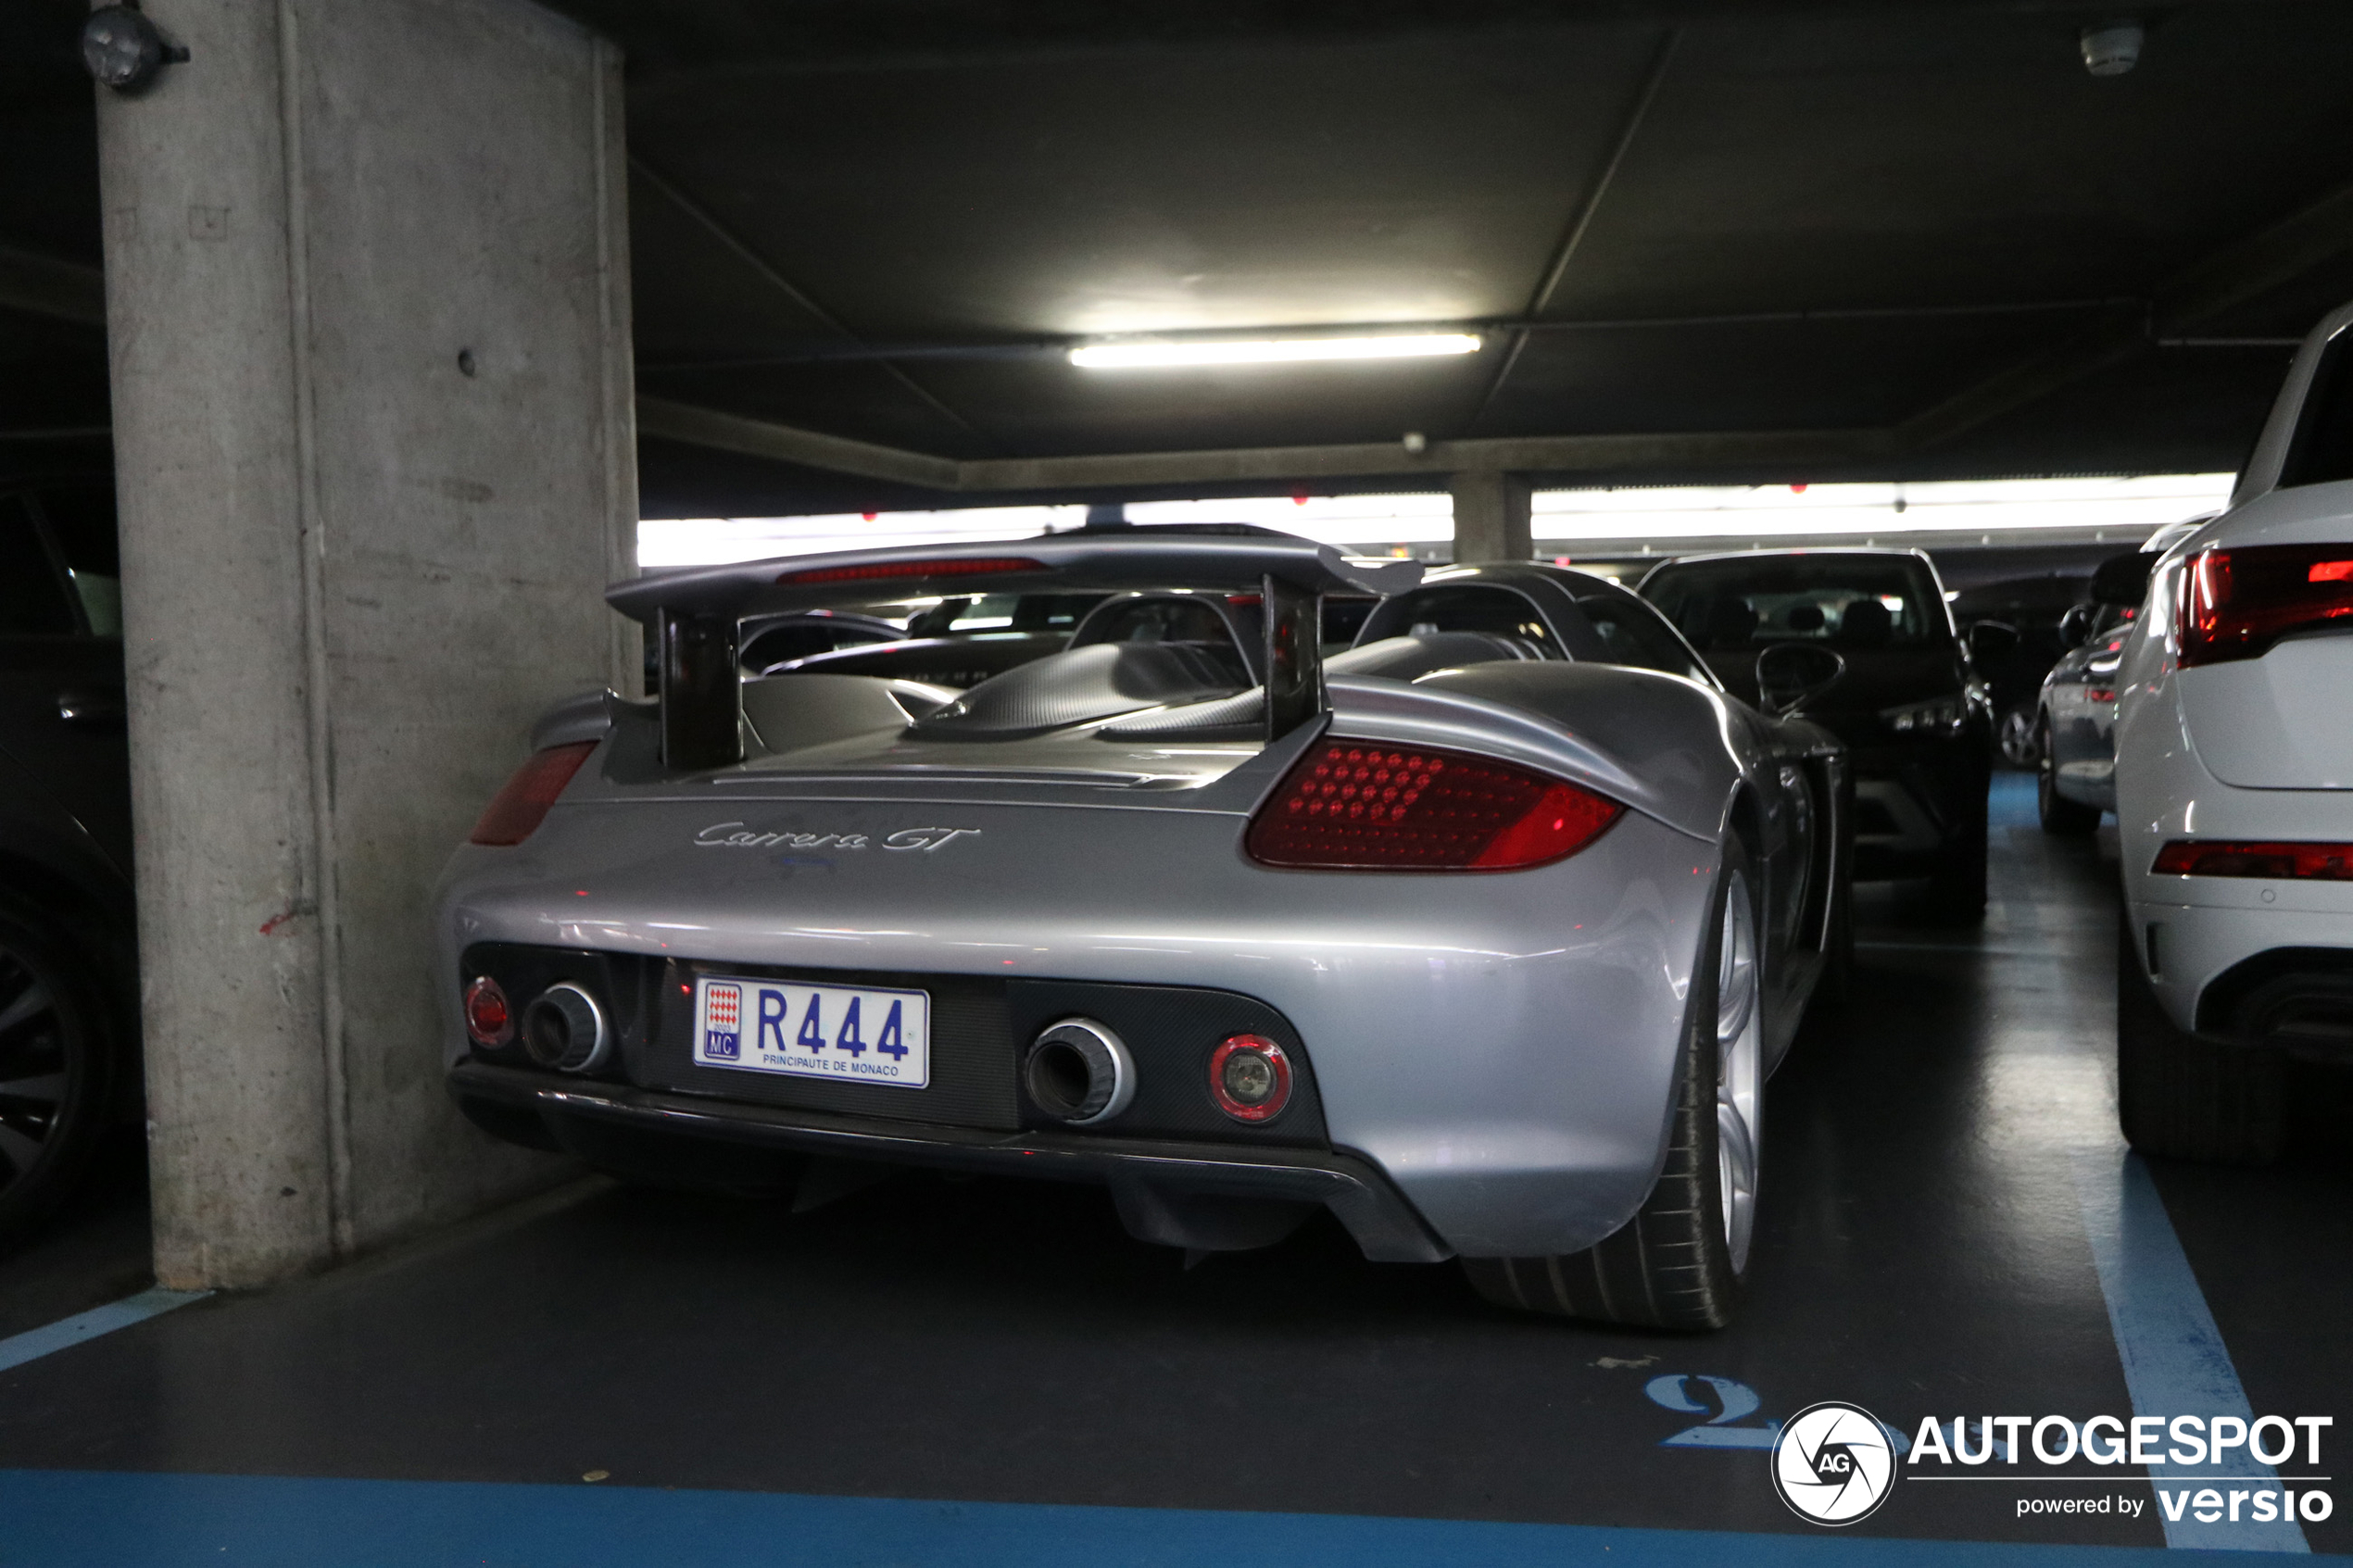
left=6, top=1, right=2353, bottom=513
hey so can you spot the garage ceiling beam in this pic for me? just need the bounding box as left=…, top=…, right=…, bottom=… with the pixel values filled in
left=1473, top=25, right=1681, bottom=422
left=636, top=395, right=961, bottom=488
left=629, top=156, right=981, bottom=439
left=637, top=391, right=1885, bottom=492
left=1898, top=174, right=2353, bottom=453
left=0, top=246, right=107, bottom=328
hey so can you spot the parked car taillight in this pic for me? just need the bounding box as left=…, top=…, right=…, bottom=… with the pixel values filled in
left=2176, top=543, right=2353, bottom=668
left=1245, top=740, right=1621, bottom=872
left=2151, top=840, right=2353, bottom=881
left=469, top=741, right=598, bottom=846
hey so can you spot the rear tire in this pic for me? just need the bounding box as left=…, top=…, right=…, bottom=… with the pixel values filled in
left=2116, top=912, right=2283, bottom=1165
left=2038, top=717, right=2099, bottom=836
left=1462, top=840, right=1760, bottom=1331
left=0, top=909, right=122, bottom=1239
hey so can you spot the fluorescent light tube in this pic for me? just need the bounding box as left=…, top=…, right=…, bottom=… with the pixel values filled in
left=1069, top=333, right=1481, bottom=369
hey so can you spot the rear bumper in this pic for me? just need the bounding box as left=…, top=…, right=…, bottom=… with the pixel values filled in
left=448, top=1059, right=1451, bottom=1263
left=438, top=797, right=1719, bottom=1260
left=2121, top=897, right=2353, bottom=1056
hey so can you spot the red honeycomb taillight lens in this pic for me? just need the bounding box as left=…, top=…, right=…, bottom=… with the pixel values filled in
left=469, top=741, right=598, bottom=847
left=1245, top=739, right=1622, bottom=872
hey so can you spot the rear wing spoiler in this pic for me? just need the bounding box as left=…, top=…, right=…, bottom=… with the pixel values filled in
left=607, top=533, right=1425, bottom=770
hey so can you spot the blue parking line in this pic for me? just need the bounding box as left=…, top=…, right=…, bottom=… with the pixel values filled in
left=4, top=1469, right=2342, bottom=1568
left=2071, top=1149, right=2309, bottom=1552
left=0, top=1288, right=208, bottom=1374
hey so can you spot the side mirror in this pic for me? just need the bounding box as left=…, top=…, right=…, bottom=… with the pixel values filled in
left=2089, top=551, right=2155, bottom=608
left=2057, top=603, right=2097, bottom=646
left=1755, top=643, right=1845, bottom=718
left=1966, top=619, right=2020, bottom=667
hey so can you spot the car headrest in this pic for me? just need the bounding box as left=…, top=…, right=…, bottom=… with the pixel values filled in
left=908, top=640, right=1251, bottom=741
left=1837, top=596, right=1893, bottom=647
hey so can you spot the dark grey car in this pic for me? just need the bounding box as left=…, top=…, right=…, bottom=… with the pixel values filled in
left=0, top=483, right=138, bottom=1238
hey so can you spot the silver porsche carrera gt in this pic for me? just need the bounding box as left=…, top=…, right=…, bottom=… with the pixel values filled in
left=436, top=529, right=1850, bottom=1329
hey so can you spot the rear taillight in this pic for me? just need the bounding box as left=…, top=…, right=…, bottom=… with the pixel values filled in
left=2151, top=841, right=2353, bottom=881
left=1245, top=740, right=1621, bottom=872
left=469, top=741, right=598, bottom=846
left=2177, top=543, right=2353, bottom=668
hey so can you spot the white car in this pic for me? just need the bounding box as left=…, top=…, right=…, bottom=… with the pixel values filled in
left=2113, top=302, right=2353, bottom=1163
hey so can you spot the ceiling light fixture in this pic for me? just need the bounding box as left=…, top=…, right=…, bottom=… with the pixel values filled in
left=2080, top=20, right=2144, bottom=76
left=1069, top=333, right=1481, bottom=370
left=82, top=3, right=189, bottom=93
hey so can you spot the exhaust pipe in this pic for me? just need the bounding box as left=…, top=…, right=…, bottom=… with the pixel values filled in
left=1025, top=1018, right=1136, bottom=1125
left=522, top=982, right=612, bottom=1073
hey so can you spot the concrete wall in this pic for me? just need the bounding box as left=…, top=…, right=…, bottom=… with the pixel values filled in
left=96, top=0, right=635, bottom=1287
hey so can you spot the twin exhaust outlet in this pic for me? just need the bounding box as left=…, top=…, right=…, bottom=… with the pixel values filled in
left=469, top=976, right=1292, bottom=1123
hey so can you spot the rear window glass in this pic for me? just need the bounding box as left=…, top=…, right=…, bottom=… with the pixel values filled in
left=0, top=497, right=78, bottom=636
left=1576, top=592, right=1710, bottom=681
left=1642, top=556, right=1945, bottom=650
left=2281, top=329, right=2353, bottom=489
left=32, top=488, right=121, bottom=635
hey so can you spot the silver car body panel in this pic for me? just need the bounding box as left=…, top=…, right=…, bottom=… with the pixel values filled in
left=439, top=541, right=1838, bottom=1261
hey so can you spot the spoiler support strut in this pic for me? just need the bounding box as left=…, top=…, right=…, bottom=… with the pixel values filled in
left=1264, top=573, right=1321, bottom=742
left=660, top=608, right=743, bottom=771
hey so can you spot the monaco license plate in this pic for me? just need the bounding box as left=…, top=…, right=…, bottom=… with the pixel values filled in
left=692, top=976, right=931, bottom=1089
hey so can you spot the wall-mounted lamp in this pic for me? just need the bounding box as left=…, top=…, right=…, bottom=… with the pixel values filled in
left=82, top=4, right=190, bottom=94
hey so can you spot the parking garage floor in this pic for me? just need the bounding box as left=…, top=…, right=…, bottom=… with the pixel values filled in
left=3, top=775, right=2348, bottom=1565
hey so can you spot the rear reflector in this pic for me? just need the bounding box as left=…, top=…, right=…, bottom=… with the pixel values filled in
left=469, top=741, right=598, bottom=847
left=1246, top=740, right=1621, bottom=871
left=2178, top=543, right=2353, bottom=668
left=1208, top=1033, right=1293, bottom=1123
left=2151, top=840, right=2353, bottom=881
left=776, top=556, right=1049, bottom=586
left=463, top=975, right=514, bottom=1046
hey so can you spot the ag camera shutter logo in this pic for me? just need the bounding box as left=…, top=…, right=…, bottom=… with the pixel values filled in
left=1772, top=1401, right=1895, bottom=1524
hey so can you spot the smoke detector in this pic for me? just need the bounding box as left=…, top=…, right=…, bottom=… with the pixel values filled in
left=2081, top=21, right=2144, bottom=77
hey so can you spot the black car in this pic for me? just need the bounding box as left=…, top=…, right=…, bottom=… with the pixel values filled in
left=1948, top=571, right=2094, bottom=767
left=1641, top=547, right=2010, bottom=922
left=0, top=482, right=137, bottom=1237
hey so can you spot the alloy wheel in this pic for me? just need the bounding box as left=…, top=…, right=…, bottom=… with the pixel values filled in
left=1999, top=707, right=2040, bottom=767
left=1715, top=873, right=1763, bottom=1273
left=0, top=941, right=68, bottom=1197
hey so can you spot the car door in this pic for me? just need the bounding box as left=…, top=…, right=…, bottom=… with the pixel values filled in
left=0, top=491, right=132, bottom=879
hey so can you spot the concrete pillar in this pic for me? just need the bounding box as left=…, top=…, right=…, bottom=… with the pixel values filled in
left=96, top=0, right=636, bottom=1287
left=1448, top=470, right=1533, bottom=564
